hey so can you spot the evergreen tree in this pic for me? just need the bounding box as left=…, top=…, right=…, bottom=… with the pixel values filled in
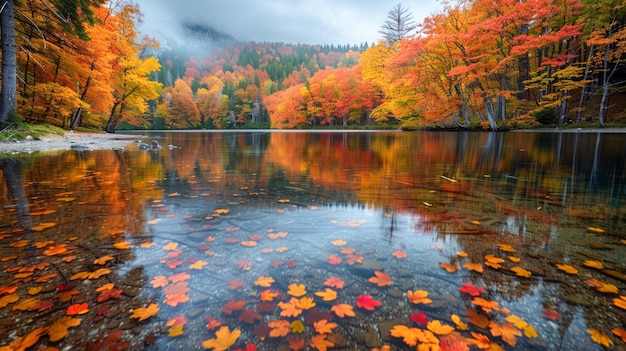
left=378, top=3, right=418, bottom=43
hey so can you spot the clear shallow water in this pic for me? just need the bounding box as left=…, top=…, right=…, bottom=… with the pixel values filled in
left=0, top=131, right=625, bottom=350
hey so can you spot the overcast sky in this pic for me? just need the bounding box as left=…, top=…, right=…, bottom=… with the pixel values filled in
left=133, top=0, right=443, bottom=46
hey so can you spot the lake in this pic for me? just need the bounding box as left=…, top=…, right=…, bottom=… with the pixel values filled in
left=1, top=130, right=625, bottom=351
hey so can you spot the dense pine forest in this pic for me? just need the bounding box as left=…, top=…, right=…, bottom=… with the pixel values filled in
left=1, top=0, right=625, bottom=132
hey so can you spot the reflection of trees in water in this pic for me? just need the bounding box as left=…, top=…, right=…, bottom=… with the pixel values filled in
left=0, top=157, right=32, bottom=229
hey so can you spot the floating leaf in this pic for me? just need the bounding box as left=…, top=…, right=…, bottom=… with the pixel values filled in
left=254, top=276, right=275, bottom=287
left=48, top=317, right=81, bottom=342
left=221, top=300, right=246, bottom=315
left=169, top=272, right=190, bottom=283
left=466, top=308, right=489, bottom=329
left=541, top=308, right=559, bottom=320
left=505, top=314, right=527, bottom=329
left=130, top=303, right=159, bottom=322
left=407, top=290, right=432, bottom=305
left=290, top=319, right=305, bottom=333
left=524, top=325, right=538, bottom=338
left=113, top=241, right=131, bottom=250
left=451, top=314, right=468, bottom=330
left=331, top=239, right=347, bottom=246
left=464, top=262, right=483, bottom=273
left=327, top=254, right=342, bottom=265
left=356, top=295, right=382, bottom=311
left=508, top=256, right=521, bottom=262
left=189, top=260, right=208, bottom=270
left=510, top=266, right=532, bottom=278
left=613, top=328, right=626, bottom=342
left=583, top=260, right=604, bottom=269
left=287, top=284, right=307, bottom=297
left=439, top=262, right=458, bottom=273
left=13, top=298, right=40, bottom=311
left=368, top=271, right=392, bottom=287
left=297, top=297, right=316, bottom=310
left=459, top=282, right=484, bottom=297
left=426, top=320, right=455, bottom=337
left=497, top=244, right=516, bottom=252
left=556, top=263, right=578, bottom=274
left=164, top=293, right=189, bottom=306
left=323, top=277, right=345, bottom=289
left=151, top=276, right=169, bottom=288
left=314, top=319, right=337, bottom=334
left=43, top=244, right=68, bottom=256
left=278, top=298, right=303, bottom=317
left=588, top=329, right=613, bottom=347
left=202, top=326, right=241, bottom=350
left=260, top=289, right=280, bottom=302
left=10, top=326, right=48, bottom=351
left=310, top=334, right=334, bottom=351
left=490, top=321, right=521, bottom=347
left=268, top=320, right=290, bottom=337
left=472, top=297, right=500, bottom=313
left=466, top=332, right=492, bottom=349
left=66, top=302, right=89, bottom=315
left=587, top=227, right=605, bottom=234
left=331, top=303, right=355, bottom=318
left=0, top=294, right=19, bottom=307
left=93, top=256, right=115, bottom=265
left=315, top=288, right=337, bottom=302
left=410, top=312, right=428, bottom=326
left=31, top=222, right=57, bottom=232
left=227, top=279, right=244, bottom=290
left=613, top=296, right=626, bottom=310
left=238, top=310, right=262, bottom=324
left=392, top=251, right=407, bottom=259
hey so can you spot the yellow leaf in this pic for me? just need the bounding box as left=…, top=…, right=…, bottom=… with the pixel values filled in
left=254, top=276, right=275, bottom=287
left=290, top=320, right=305, bottom=333
left=168, top=325, right=184, bottom=337
left=314, top=288, right=337, bottom=301
left=588, top=329, right=614, bottom=347
left=113, top=241, right=131, bottom=250
left=508, top=256, right=521, bottom=262
left=427, top=320, right=454, bottom=335
left=524, top=325, right=538, bottom=338
left=556, top=263, right=578, bottom=274
left=163, top=242, right=178, bottom=250
left=0, top=294, right=19, bottom=307
left=407, top=290, right=432, bottom=305
left=331, top=239, right=347, bottom=246
left=451, top=314, right=468, bottom=330
left=583, top=260, right=604, bottom=269
left=505, top=314, right=527, bottom=329
left=202, top=326, right=241, bottom=350
left=457, top=251, right=468, bottom=257
left=130, top=303, right=160, bottom=322
left=297, top=297, right=316, bottom=310
left=587, top=227, right=605, bottom=234
left=189, top=260, right=208, bottom=270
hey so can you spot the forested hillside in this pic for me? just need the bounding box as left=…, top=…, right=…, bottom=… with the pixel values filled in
left=1, top=0, right=624, bottom=131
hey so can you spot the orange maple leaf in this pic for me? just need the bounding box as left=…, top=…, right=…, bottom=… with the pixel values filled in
left=268, top=320, right=291, bottom=337
left=260, top=289, right=280, bottom=302
left=368, top=271, right=392, bottom=287
left=466, top=308, right=490, bottom=329
left=164, top=293, right=189, bottom=306
left=327, top=254, right=342, bottom=265
left=287, top=283, right=307, bottom=297
left=278, top=298, right=303, bottom=317
left=464, top=262, right=483, bottom=273
left=314, top=319, right=338, bottom=334
left=390, top=325, right=423, bottom=346
left=392, top=251, right=408, bottom=259
left=489, top=321, right=522, bottom=347
left=168, top=272, right=190, bottom=283
left=297, top=297, right=316, bottom=310
left=93, top=255, right=115, bottom=265
left=189, top=260, right=208, bottom=270
left=407, top=290, right=432, bottom=305
left=310, top=334, right=334, bottom=351
left=324, top=276, right=345, bottom=289
left=439, top=262, right=458, bottom=273
left=588, top=329, right=614, bottom=347
left=315, top=288, right=337, bottom=301
left=130, top=303, right=159, bottom=322
left=331, top=303, right=355, bottom=318
left=427, top=320, right=454, bottom=335
left=472, top=297, right=500, bottom=313
left=510, top=266, right=532, bottom=278
left=254, top=276, right=275, bottom=287
left=466, top=331, right=492, bottom=349
left=202, top=326, right=241, bottom=350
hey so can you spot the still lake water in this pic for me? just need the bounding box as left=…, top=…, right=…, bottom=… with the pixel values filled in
left=0, top=130, right=625, bottom=350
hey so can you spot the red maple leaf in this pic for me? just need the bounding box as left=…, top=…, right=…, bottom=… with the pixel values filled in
left=356, top=295, right=382, bottom=311
left=459, top=282, right=484, bottom=297
left=410, top=312, right=429, bottom=326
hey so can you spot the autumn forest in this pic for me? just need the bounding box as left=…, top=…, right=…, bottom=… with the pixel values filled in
left=0, top=0, right=625, bottom=132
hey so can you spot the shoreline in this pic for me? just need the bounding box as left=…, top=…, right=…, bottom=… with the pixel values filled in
left=1, top=128, right=625, bottom=154
left=0, top=131, right=143, bottom=154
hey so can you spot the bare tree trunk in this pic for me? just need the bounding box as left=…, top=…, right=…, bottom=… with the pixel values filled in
left=576, top=46, right=593, bottom=123
left=483, top=96, right=498, bottom=131
left=0, top=0, right=17, bottom=124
